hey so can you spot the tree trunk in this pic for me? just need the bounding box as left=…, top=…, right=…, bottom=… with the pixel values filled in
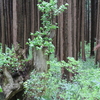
left=91, top=0, right=97, bottom=56
left=33, top=48, right=49, bottom=72
left=1, top=58, right=33, bottom=100
left=1, top=0, right=5, bottom=53
left=73, top=0, right=77, bottom=59
left=95, top=0, right=100, bottom=65
left=81, top=0, right=86, bottom=61
left=1, top=67, right=24, bottom=100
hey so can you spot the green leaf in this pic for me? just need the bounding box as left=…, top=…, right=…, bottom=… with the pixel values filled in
left=50, top=0, right=53, bottom=4
left=30, top=33, right=34, bottom=35
left=38, top=0, right=42, bottom=2
left=65, top=3, right=69, bottom=6
left=0, top=86, right=2, bottom=92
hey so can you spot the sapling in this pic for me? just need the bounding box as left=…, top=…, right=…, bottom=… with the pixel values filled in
left=27, top=0, right=68, bottom=72
left=24, top=0, right=69, bottom=99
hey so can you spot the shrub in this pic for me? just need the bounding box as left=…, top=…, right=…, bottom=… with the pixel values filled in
left=24, top=57, right=81, bottom=100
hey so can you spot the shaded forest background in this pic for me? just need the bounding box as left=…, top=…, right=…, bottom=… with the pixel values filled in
left=0, top=0, right=98, bottom=61
left=0, top=0, right=100, bottom=99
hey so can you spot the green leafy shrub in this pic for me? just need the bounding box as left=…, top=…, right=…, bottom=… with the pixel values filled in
left=0, top=46, right=27, bottom=72
left=26, top=0, right=68, bottom=55
left=24, top=53, right=100, bottom=100
left=24, top=0, right=100, bottom=100
left=24, top=57, right=81, bottom=100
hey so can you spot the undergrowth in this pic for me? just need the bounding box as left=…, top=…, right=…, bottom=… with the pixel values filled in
left=24, top=42, right=100, bottom=100
left=24, top=0, right=100, bottom=99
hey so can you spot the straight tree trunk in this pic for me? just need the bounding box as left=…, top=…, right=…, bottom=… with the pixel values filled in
left=1, top=0, right=5, bottom=53
left=59, top=0, right=64, bottom=61
left=13, top=0, right=17, bottom=48
left=95, top=0, right=100, bottom=65
left=73, top=0, right=77, bottom=59
left=81, top=0, right=86, bottom=61
left=77, top=0, right=81, bottom=57
left=1, top=1, right=25, bottom=100
left=91, top=0, right=97, bottom=56
left=61, top=0, right=73, bottom=81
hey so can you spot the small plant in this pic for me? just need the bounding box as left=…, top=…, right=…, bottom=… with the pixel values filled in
left=24, top=65, right=63, bottom=99
left=0, top=46, right=27, bottom=73
left=24, top=40, right=100, bottom=100
left=24, top=56, right=81, bottom=99
left=47, top=57, right=81, bottom=73
left=24, top=0, right=69, bottom=99
left=27, top=0, right=68, bottom=55
left=24, top=55, right=100, bottom=100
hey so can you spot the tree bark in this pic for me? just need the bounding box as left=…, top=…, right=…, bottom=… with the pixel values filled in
left=1, top=67, right=23, bottom=100
left=81, top=0, right=86, bottom=61
left=95, top=0, right=100, bottom=65
left=33, top=48, right=49, bottom=72
left=1, top=0, right=5, bottom=53
left=91, top=0, right=97, bottom=56
left=13, top=0, right=18, bottom=49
